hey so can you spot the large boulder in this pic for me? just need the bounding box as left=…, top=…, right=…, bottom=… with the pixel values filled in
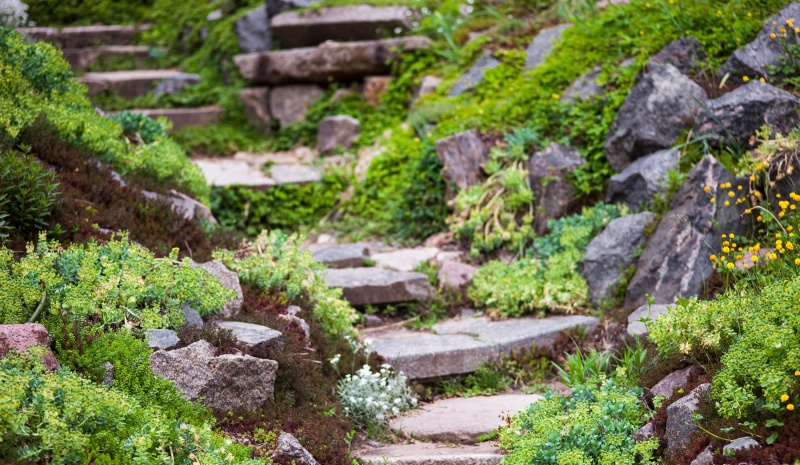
left=234, top=5, right=272, bottom=53
left=524, top=24, right=572, bottom=70
left=579, top=212, right=657, bottom=305
left=237, top=87, right=271, bottom=133
left=646, top=37, right=706, bottom=75
left=529, top=143, right=586, bottom=234
left=606, top=148, right=679, bottom=210
left=718, top=3, right=800, bottom=81
left=149, top=340, right=278, bottom=413
left=324, top=268, right=433, bottom=306
left=604, top=64, right=708, bottom=171
left=448, top=51, right=501, bottom=97
left=665, top=384, right=709, bottom=454
left=434, top=130, right=490, bottom=192
left=317, top=115, right=360, bottom=153
left=694, top=81, right=800, bottom=149
left=215, top=321, right=284, bottom=351
left=190, top=260, right=244, bottom=318
left=0, top=323, right=59, bottom=371
left=625, top=156, right=745, bottom=310
left=269, top=84, right=324, bottom=127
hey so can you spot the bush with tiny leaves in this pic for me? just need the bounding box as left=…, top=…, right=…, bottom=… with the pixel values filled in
left=336, top=363, right=417, bottom=429
left=0, top=150, right=59, bottom=236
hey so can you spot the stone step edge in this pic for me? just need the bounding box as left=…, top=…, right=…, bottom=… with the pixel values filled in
left=109, top=106, right=223, bottom=132
left=357, top=441, right=504, bottom=465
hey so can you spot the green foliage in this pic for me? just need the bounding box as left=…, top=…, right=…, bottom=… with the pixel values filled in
left=555, top=341, right=648, bottom=388
left=0, top=149, right=59, bottom=236
left=215, top=230, right=357, bottom=338
left=112, top=110, right=168, bottom=144
left=531, top=202, right=625, bottom=260
left=25, top=0, right=153, bottom=25
left=500, top=377, right=657, bottom=465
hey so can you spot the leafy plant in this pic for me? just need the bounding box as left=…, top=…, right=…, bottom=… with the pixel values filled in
left=554, top=349, right=612, bottom=387
left=112, top=110, right=168, bottom=144
left=0, top=149, right=59, bottom=236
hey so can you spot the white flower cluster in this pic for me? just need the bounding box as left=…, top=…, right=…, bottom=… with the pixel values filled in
left=0, top=0, right=29, bottom=27
left=337, top=363, right=418, bottom=428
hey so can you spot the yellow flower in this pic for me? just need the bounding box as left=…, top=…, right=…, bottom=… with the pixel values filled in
left=752, top=255, right=759, bottom=263
left=710, top=197, right=715, bottom=203
left=728, top=191, right=735, bottom=198
left=724, top=200, right=730, bottom=206
left=789, top=226, right=794, bottom=232
left=787, top=242, right=794, bottom=250
left=795, top=370, right=800, bottom=376
left=710, top=254, right=717, bottom=262
left=788, top=404, right=795, bottom=411
left=783, top=394, right=790, bottom=402
left=729, top=233, right=735, bottom=239
left=720, top=256, right=727, bottom=262
left=749, top=175, right=756, bottom=181
left=723, top=246, right=730, bottom=253
left=726, top=262, right=734, bottom=269
left=757, top=215, right=763, bottom=222
left=771, top=33, right=777, bottom=39
left=703, top=185, right=711, bottom=193
left=736, top=255, right=743, bottom=260
left=794, top=258, right=800, bottom=265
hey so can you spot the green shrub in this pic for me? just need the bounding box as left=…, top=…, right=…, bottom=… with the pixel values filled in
left=25, top=0, right=153, bottom=25
left=112, top=110, right=168, bottom=144
left=0, top=149, right=59, bottom=236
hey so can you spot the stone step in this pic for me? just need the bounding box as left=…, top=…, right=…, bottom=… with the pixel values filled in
left=324, top=267, right=433, bottom=306
left=271, top=5, right=410, bottom=49
left=391, top=393, right=542, bottom=444
left=234, top=36, right=431, bottom=85
left=78, top=69, right=184, bottom=99
left=193, top=151, right=322, bottom=188
left=64, top=45, right=163, bottom=72
left=126, top=106, right=223, bottom=131
left=19, top=24, right=151, bottom=48
left=368, top=315, right=599, bottom=380
left=357, top=442, right=503, bottom=465
left=311, top=244, right=369, bottom=268
left=371, top=247, right=440, bottom=272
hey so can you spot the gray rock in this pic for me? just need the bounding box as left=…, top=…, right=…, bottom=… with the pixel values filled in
left=647, top=37, right=706, bottom=75
left=690, top=446, right=714, bottom=465
left=153, top=73, right=201, bottom=97
left=723, top=437, right=760, bottom=454
left=317, top=115, right=360, bottom=153
left=694, top=81, right=800, bottom=149
left=145, top=329, right=180, bottom=350
left=267, top=0, right=318, bottom=17
left=19, top=25, right=145, bottom=48
left=416, top=75, right=442, bottom=99
left=606, top=148, right=680, bottom=211
left=665, top=383, right=709, bottom=454
left=216, top=321, right=284, bottom=351
left=190, top=261, right=244, bottom=318
left=234, top=36, right=431, bottom=85
left=63, top=45, right=155, bottom=72
left=449, top=51, right=501, bottom=97
left=719, top=3, right=800, bottom=81
left=435, top=130, right=489, bottom=193
left=270, top=5, right=410, bottom=48
left=561, top=66, right=604, bottom=103
left=370, top=315, right=599, bottom=379
left=206, top=9, right=223, bottom=21
left=358, top=442, right=504, bottom=465
left=364, top=76, right=392, bottom=107
left=625, top=155, right=746, bottom=310
left=78, top=69, right=186, bottom=99
left=651, top=365, right=703, bottom=398
left=237, top=87, right=271, bottom=133
left=102, top=361, right=115, bottom=385
left=437, top=260, right=477, bottom=290
left=269, top=84, right=324, bottom=127
left=149, top=340, right=279, bottom=413
left=324, top=268, right=433, bottom=306
left=273, top=432, right=319, bottom=465
left=626, top=304, right=670, bottom=337
left=268, top=163, right=323, bottom=185
left=634, top=422, right=655, bottom=442
left=181, top=303, right=204, bottom=330
left=312, top=244, right=369, bottom=268
left=524, top=24, right=572, bottom=70
left=123, top=106, right=223, bottom=132
left=234, top=5, right=272, bottom=53
left=364, top=314, right=384, bottom=328
left=140, top=189, right=218, bottom=225
left=604, top=64, right=708, bottom=171
left=278, top=311, right=311, bottom=346
left=579, top=212, right=658, bottom=305
left=529, top=143, right=586, bottom=234
left=371, top=247, right=440, bottom=272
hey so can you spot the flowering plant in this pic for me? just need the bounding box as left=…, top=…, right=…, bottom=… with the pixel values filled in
left=336, top=363, right=417, bottom=429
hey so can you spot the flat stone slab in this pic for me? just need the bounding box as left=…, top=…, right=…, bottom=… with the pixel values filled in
left=127, top=106, right=222, bottom=131
left=324, top=267, right=433, bottom=306
left=369, top=315, right=599, bottom=379
left=63, top=45, right=156, bottom=72
left=271, top=5, right=410, bottom=48
left=19, top=24, right=150, bottom=48
left=145, top=329, right=179, bottom=350
left=216, top=321, right=284, bottom=351
left=390, top=394, right=542, bottom=443
left=194, top=152, right=321, bottom=188
left=78, top=69, right=184, bottom=98
left=267, top=163, right=322, bottom=184
left=312, top=244, right=369, bottom=268
left=234, top=36, right=430, bottom=85
left=358, top=442, right=503, bottom=465
left=372, top=247, right=440, bottom=272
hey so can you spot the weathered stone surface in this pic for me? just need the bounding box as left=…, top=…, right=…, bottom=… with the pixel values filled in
left=325, top=268, right=433, bottom=306
left=651, top=365, right=703, bottom=398
left=268, top=163, right=323, bottom=184
left=318, top=115, right=360, bottom=153
left=605, top=64, right=708, bottom=171
left=312, top=244, right=369, bottom=268
left=273, top=432, right=319, bottom=465
left=278, top=306, right=311, bottom=346
left=634, top=422, right=655, bottom=442
left=0, top=323, right=59, bottom=371
left=435, top=130, right=489, bottom=192
left=719, top=3, right=800, bottom=81
left=529, top=143, right=586, bottom=234
left=78, top=69, right=185, bottom=99
left=416, top=75, right=442, bottom=99
left=194, top=152, right=321, bottom=188
left=191, top=261, right=244, bottom=318
left=369, top=315, right=599, bottom=379
left=358, top=442, right=503, bottom=465
left=19, top=25, right=148, bottom=48
left=561, top=66, right=603, bottom=103
left=234, top=5, right=272, bottom=53
left=126, top=106, right=223, bottom=131
left=647, top=37, right=706, bottom=75
left=153, top=73, right=201, bottom=97
left=449, top=51, right=500, bottom=97
left=145, top=329, right=179, bottom=350
left=625, top=156, right=744, bottom=310
left=181, top=303, right=204, bottom=330
left=723, top=437, right=760, bottom=454
left=364, top=314, right=385, bottom=328
left=234, top=36, right=431, bottom=85
left=269, top=84, right=325, bottom=126
left=371, top=247, right=440, bottom=272
left=390, top=394, right=542, bottom=443
left=149, top=340, right=279, bottom=413
left=694, top=81, right=800, bottom=149
left=438, top=260, right=477, bottom=290
left=579, top=212, right=657, bottom=305
left=216, top=321, right=284, bottom=351
left=525, top=24, right=572, bottom=70
left=141, top=189, right=217, bottom=224
left=690, top=446, right=714, bottom=465
left=364, top=76, right=392, bottom=107
left=665, top=383, right=709, bottom=454
left=238, top=87, right=271, bottom=132
left=606, top=148, right=679, bottom=210
left=102, top=361, right=115, bottom=385
left=63, top=45, right=155, bottom=72
left=271, top=5, right=410, bottom=48
left=626, top=304, right=670, bottom=337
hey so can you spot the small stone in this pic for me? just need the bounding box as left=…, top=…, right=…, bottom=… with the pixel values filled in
left=561, top=66, right=603, bottom=103
left=272, top=432, right=320, bottom=465
left=234, top=5, right=271, bottom=53
left=269, top=84, right=325, bottom=127
left=606, top=149, right=680, bottom=211
left=723, top=437, right=760, bottom=454
left=278, top=312, right=312, bottom=346
left=529, top=143, right=585, bottom=234
left=665, top=383, right=709, bottom=454
left=325, top=268, right=433, bottom=306
left=317, top=115, right=360, bottom=153
left=181, top=303, right=204, bottom=330
left=0, top=323, right=59, bottom=371
left=647, top=37, right=706, bottom=75
left=690, top=446, right=714, bottom=465
left=190, top=261, right=244, bottom=318
left=215, top=321, right=284, bottom=351
left=312, top=244, right=368, bottom=268
left=153, top=73, right=201, bottom=97
left=626, top=304, right=670, bottom=338
left=364, top=314, right=384, bottom=328
left=364, top=76, right=392, bottom=107
left=145, top=329, right=180, bottom=350
left=634, top=422, right=655, bottom=442
left=237, top=87, right=271, bottom=133
left=437, top=260, right=477, bottom=290
left=435, top=130, right=489, bottom=193
left=449, top=51, right=501, bottom=97
left=651, top=365, right=703, bottom=399
left=371, top=247, right=440, bottom=272
left=102, top=361, right=115, bottom=385
left=416, top=75, right=441, bottom=99
left=524, top=24, right=572, bottom=70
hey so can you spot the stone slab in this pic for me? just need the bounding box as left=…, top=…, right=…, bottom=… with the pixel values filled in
left=19, top=24, right=150, bottom=48
left=358, top=442, right=503, bottom=465
left=312, top=244, right=369, bottom=268
left=63, top=45, right=155, bottom=72
left=126, top=106, right=223, bottom=131
left=194, top=152, right=321, bottom=188
left=369, top=315, right=599, bottom=379
left=524, top=24, right=572, bottom=70
left=78, top=69, right=184, bottom=98
left=145, top=329, right=180, bottom=350
left=216, top=321, right=284, bottom=351
left=267, top=164, right=322, bottom=184
left=390, top=394, right=542, bottom=443
left=324, top=267, right=433, bottom=306
left=372, top=247, right=440, bottom=272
